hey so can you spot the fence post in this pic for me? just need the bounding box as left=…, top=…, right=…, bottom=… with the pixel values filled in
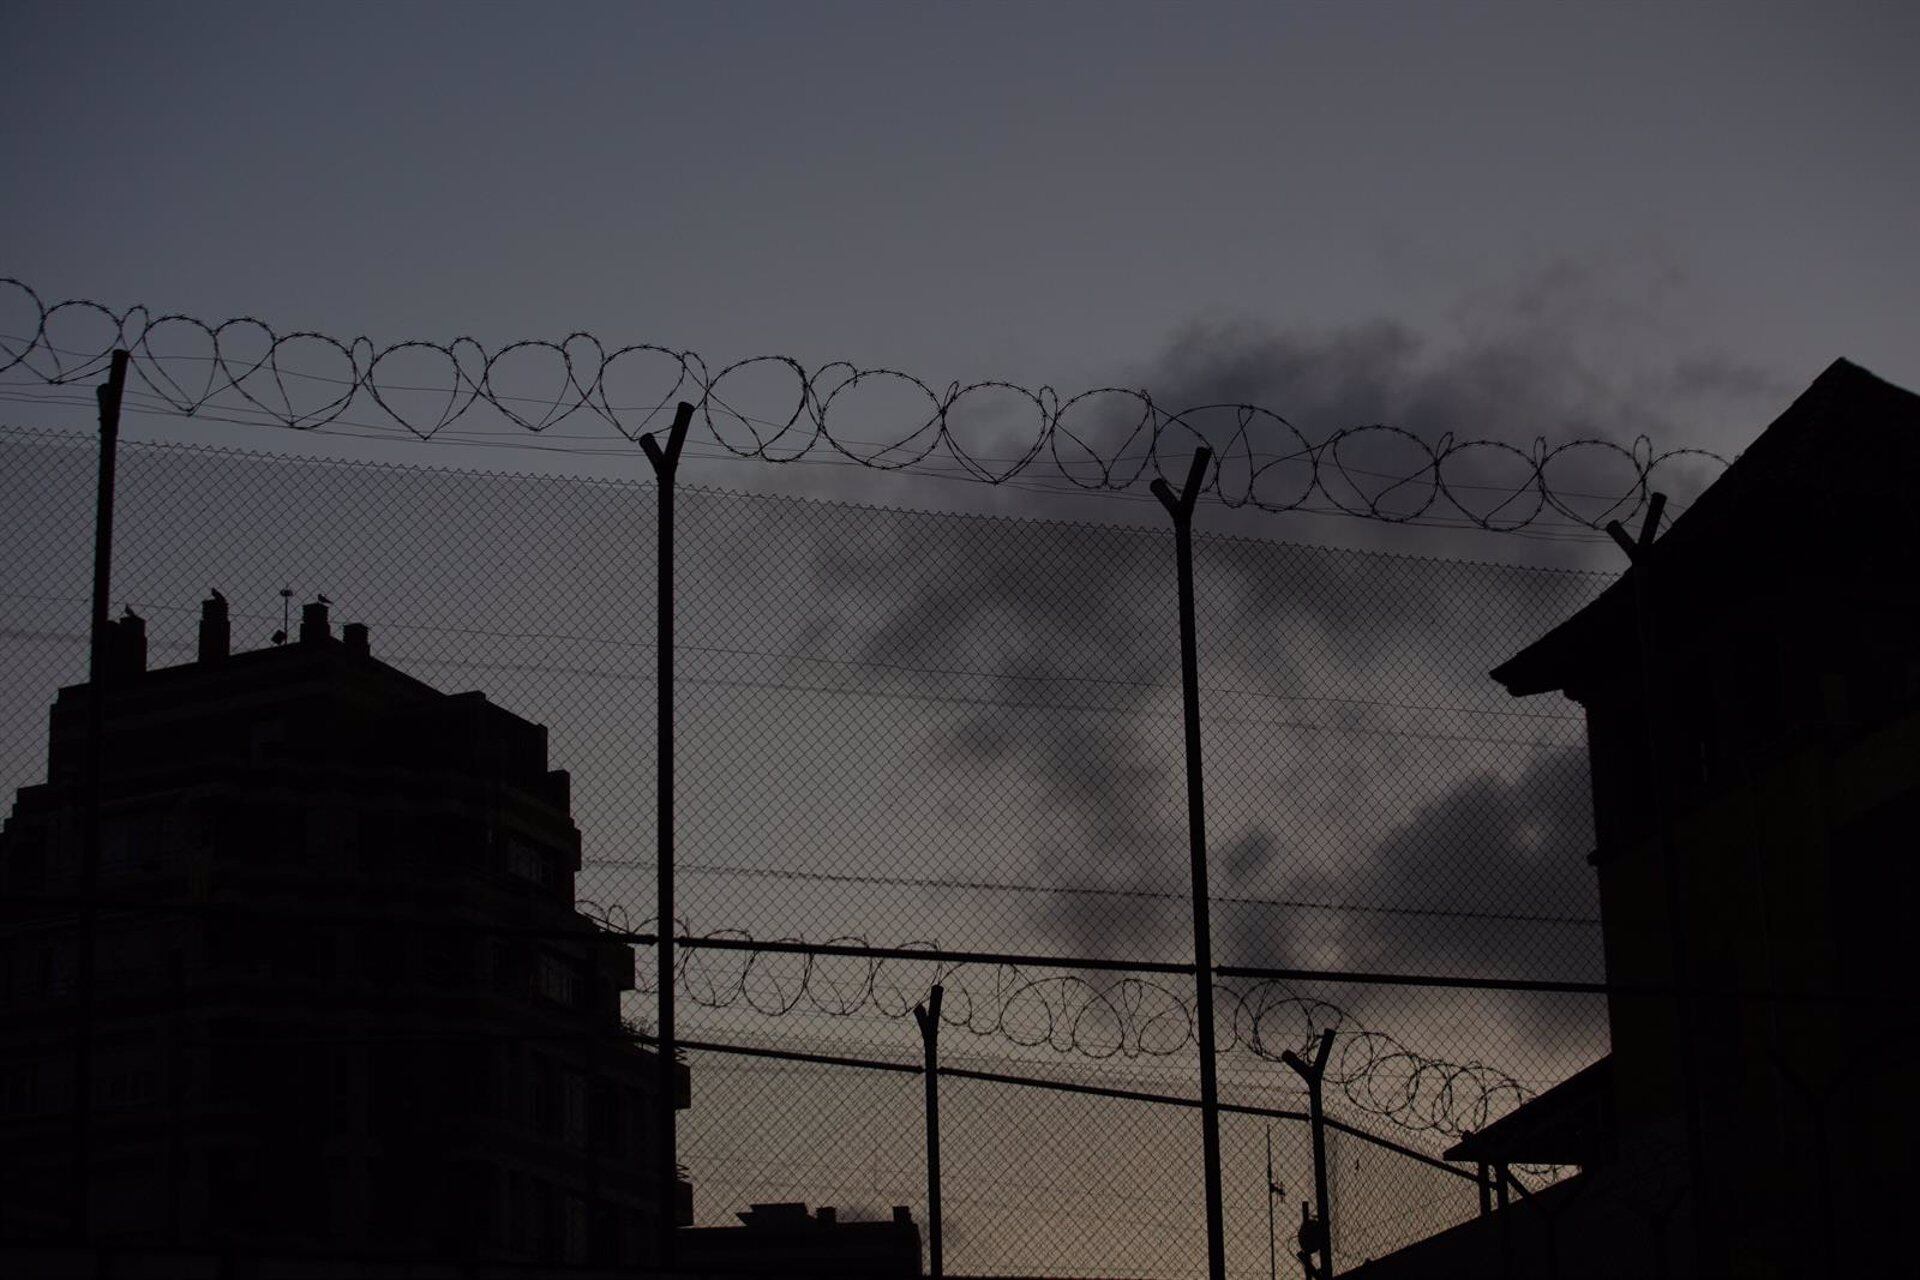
left=640, top=401, right=695, bottom=1270
left=1604, top=494, right=1718, bottom=1275
left=914, top=984, right=946, bottom=1279
left=72, top=348, right=129, bottom=1240
left=1496, top=1164, right=1513, bottom=1280
left=1150, top=447, right=1227, bottom=1280
left=1282, top=1029, right=1336, bottom=1280
left=1266, top=1126, right=1281, bottom=1280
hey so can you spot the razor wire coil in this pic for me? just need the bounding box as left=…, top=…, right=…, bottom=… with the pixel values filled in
left=1, top=277, right=1726, bottom=529
left=593, top=911, right=1543, bottom=1142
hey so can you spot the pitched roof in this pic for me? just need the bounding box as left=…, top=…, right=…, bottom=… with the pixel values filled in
left=1492, top=359, right=1920, bottom=698
left=1445, top=1055, right=1612, bottom=1166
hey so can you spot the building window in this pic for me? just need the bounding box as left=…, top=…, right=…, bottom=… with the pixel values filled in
left=96, top=924, right=168, bottom=989
left=535, top=951, right=582, bottom=1007
left=593, top=1081, right=620, bottom=1157
left=593, top=1204, right=618, bottom=1266
left=564, top=1194, right=589, bottom=1264
left=508, top=1170, right=531, bottom=1255
left=95, top=1045, right=159, bottom=1110
left=267, top=923, right=334, bottom=985
left=359, top=925, right=405, bottom=986
left=533, top=1177, right=558, bottom=1262
left=32, top=935, right=76, bottom=1001
left=496, top=942, right=535, bottom=999
left=101, top=812, right=163, bottom=882
left=248, top=718, right=286, bottom=764
left=331, top=1049, right=357, bottom=1136
left=221, top=800, right=307, bottom=865
left=4, top=827, right=47, bottom=892
left=562, top=1070, right=588, bottom=1149
left=531, top=1054, right=558, bottom=1137
left=506, top=835, right=550, bottom=887
left=426, top=930, right=470, bottom=986
left=1, top=1061, right=40, bottom=1117
left=624, top=1086, right=644, bottom=1155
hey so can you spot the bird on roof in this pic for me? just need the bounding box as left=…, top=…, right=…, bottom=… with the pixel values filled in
left=316, top=593, right=332, bottom=605
left=120, top=605, right=140, bottom=621
left=210, top=588, right=225, bottom=603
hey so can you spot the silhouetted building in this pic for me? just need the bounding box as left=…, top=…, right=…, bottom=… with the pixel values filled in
left=0, top=599, right=691, bottom=1268
left=1351, top=359, right=1920, bottom=1277
left=679, top=1202, right=921, bottom=1279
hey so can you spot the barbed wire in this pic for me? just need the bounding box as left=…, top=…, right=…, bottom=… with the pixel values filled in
left=589, top=910, right=1541, bottom=1142
left=0, top=277, right=1727, bottom=528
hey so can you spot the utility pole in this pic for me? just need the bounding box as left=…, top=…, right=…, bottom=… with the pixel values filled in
left=915, top=984, right=946, bottom=1279
left=72, top=348, right=128, bottom=1242
left=640, top=401, right=695, bottom=1272
left=1150, top=447, right=1227, bottom=1280
left=1282, top=1030, right=1337, bottom=1280
left=1266, top=1126, right=1282, bottom=1280
left=1604, top=493, right=1719, bottom=1276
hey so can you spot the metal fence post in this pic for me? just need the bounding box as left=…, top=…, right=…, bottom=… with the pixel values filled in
left=1604, top=494, right=1718, bottom=1275
left=72, top=348, right=128, bottom=1240
left=1282, top=1029, right=1336, bottom=1280
left=1266, top=1126, right=1282, bottom=1280
left=914, top=984, right=946, bottom=1279
left=1150, top=447, right=1226, bottom=1280
left=640, top=401, right=695, bottom=1270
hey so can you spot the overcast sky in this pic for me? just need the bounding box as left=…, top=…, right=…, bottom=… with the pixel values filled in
left=5, top=2, right=1916, bottom=455
left=4, top=5, right=1914, bottom=1269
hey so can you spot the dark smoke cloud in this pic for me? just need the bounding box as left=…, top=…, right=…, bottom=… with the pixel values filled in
left=807, top=266, right=1781, bottom=1067
left=807, top=502, right=1605, bottom=981
left=1086, top=269, right=1772, bottom=555
left=1215, top=751, right=1599, bottom=969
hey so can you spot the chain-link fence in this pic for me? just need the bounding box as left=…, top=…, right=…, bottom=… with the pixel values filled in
left=2, top=421, right=1622, bottom=1277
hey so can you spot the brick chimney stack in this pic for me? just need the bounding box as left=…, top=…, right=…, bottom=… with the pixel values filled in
left=299, top=599, right=331, bottom=645
left=342, top=621, right=370, bottom=656
left=106, top=609, right=148, bottom=679
left=198, top=592, right=230, bottom=663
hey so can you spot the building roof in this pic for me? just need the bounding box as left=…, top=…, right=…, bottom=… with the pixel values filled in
left=31, top=602, right=571, bottom=813
left=678, top=1202, right=921, bottom=1280
left=1444, top=1055, right=1612, bottom=1166
left=1491, top=359, right=1920, bottom=699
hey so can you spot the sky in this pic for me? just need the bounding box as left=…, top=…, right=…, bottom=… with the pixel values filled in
left=3, top=3, right=1915, bottom=1272
left=4, top=2, right=1917, bottom=457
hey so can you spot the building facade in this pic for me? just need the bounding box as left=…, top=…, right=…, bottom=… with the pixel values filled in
left=1352, top=359, right=1920, bottom=1277
left=680, top=1202, right=922, bottom=1278
left=0, top=598, right=690, bottom=1269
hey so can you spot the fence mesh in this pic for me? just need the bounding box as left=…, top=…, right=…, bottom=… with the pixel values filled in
left=1, top=423, right=1620, bottom=1276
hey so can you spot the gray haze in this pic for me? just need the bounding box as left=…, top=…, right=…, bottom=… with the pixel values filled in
left=5, top=5, right=1916, bottom=1272
left=5, top=3, right=1917, bottom=460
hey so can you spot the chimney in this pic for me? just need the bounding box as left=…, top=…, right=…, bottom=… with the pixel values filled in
left=105, top=609, right=148, bottom=680
left=342, top=622, right=370, bottom=657
left=299, top=599, right=331, bottom=645
left=815, top=1207, right=836, bottom=1225
left=198, top=593, right=230, bottom=662
left=891, top=1206, right=912, bottom=1225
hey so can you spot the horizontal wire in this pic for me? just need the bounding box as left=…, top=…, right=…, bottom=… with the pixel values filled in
left=585, top=859, right=1602, bottom=928
left=0, top=586, right=1584, bottom=724
left=0, top=278, right=1727, bottom=532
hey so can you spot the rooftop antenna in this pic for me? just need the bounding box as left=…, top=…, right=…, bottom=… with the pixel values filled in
left=272, top=587, right=292, bottom=645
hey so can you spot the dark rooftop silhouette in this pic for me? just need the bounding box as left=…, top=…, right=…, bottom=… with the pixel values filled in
left=2, top=601, right=690, bottom=1268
